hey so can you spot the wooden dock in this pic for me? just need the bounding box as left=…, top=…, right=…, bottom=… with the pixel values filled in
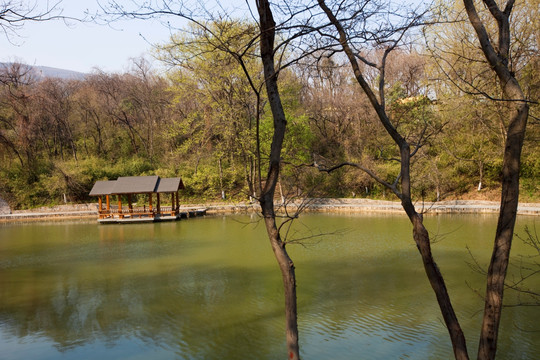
left=97, top=208, right=207, bottom=224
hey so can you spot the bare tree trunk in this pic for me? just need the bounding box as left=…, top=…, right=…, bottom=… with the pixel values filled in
left=478, top=160, right=484, bottom=191
left=261, top=198, right=300, bottom=360
left=402, top=199, right=469, bottom=360
left=399, top=147, right=469, bottom=359
left=462, top=1, right=530, bottom=359
left=317, top=1, right=469, bottom=358
left=477, top=101, right=528, bottom=360
left=257, top=0, right=300, bottom=358
left=218, top=157, right=225, bottom=199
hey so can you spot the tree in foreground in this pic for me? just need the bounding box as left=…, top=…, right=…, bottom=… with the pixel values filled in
left=256, top=0, right=301, bottom=357
left=101, top=1, right=302, bottom=357
left=462, top=1, right=530, bottom=358
left=312, top=0, right=468, bottom=357
left=311, top=0, right=532, bottom=358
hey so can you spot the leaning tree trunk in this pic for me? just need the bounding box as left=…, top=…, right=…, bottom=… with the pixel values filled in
left=462, top=1, right=530, bottom=359
left=399, top=145, right=470, bottom=360
left=317, top=1, right=470, bottom=357
left=477, top=101, right=528, bottom=360
left=403, top=201, right=470, bottom=360
left=261, top=196, right=300, bottom=360
left=257, top=0, right=301, bottom=358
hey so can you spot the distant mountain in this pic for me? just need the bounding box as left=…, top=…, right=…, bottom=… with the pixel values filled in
left=0, top=63, right=87, bottom=81
left=32, top=65, right=87, bottom=80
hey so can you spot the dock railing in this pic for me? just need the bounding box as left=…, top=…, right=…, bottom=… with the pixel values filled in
left=157, top=206, right=178, bottom=216
left=98, top=205, right=156, bottom=219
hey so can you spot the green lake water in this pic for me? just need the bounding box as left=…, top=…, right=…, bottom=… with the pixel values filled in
left=0, top=213, right=539, bottom=359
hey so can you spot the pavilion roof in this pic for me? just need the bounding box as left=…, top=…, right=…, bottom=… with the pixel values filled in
left=89, top=180, right=117, bottom=196
left=156, top=177, right=185, bottom=193
left=112, top=176, right=159, bottom=194
left=89, top=176, right=184, bottom=196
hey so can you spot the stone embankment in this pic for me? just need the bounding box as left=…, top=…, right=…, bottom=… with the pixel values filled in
left=0, top=198, right=539, bottom=223
left=0, top=203, right=98, bottom=222
left=289, top=198, right=540, bottom=215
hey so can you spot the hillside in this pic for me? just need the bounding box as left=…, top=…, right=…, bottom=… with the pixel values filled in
left=32, top=65, right=87, bottom=80
left=0, top=63, right=86, bottom=80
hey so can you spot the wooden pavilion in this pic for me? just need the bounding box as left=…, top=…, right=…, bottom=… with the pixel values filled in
left=89, top=176, right=185, bottom=223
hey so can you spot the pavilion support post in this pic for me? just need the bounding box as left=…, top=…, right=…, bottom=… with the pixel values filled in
left=175, top=191, right=179, bottom=214
left=118, top=195, right=123, bottom=218
left=149, top=193, right=153, bottom=215
left=98, top=197, right=103, bottom=218
left=127, top=194, right=133, bottom=213
left=171, top=193, right=175, bottom=215
left=157, top=193, right=161, bottom=216
left=106, top=195, right=110, bottom=212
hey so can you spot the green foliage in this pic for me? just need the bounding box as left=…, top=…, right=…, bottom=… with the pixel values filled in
left=0, top=15, right=538, bottom=208
left=0, top=161, right=53, bottom=209
left=0, top=156, right=157, bottom=209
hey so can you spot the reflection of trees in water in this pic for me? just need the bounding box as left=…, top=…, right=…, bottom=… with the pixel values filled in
left=1, top=217, right=539, bottom=359
left=98, top=224, right=156, bottom=243
left=0, top=260, right=289, bottom=358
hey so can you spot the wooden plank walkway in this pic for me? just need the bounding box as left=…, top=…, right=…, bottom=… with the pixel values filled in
left=97, top=208, right=207, bottom=224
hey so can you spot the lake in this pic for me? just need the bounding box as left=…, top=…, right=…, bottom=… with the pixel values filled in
left=0, top=213, right=538, bottom=359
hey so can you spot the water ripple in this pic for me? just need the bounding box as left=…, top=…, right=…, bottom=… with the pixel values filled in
left=301, top=301, right=455, bottom=359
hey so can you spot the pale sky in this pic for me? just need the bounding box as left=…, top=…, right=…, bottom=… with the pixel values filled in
left=0, top=0, right=423, bottom=74
left=0, top=1, right=182, bottom=73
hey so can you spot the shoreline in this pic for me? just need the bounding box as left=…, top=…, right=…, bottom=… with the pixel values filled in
left=1, top=198, right=539, bottom=223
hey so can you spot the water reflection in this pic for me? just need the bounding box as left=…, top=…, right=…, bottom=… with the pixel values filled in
left=0, top=215, right=538, bottom=359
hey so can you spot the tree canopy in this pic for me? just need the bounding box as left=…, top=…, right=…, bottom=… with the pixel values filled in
left=0, top=6, right=537, bottom=208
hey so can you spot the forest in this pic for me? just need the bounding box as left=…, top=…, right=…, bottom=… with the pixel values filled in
left=0, top=1, right=537, bottom=210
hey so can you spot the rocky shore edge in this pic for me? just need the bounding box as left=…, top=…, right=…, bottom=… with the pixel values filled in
left=0, top=198, right=539, bottom=222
